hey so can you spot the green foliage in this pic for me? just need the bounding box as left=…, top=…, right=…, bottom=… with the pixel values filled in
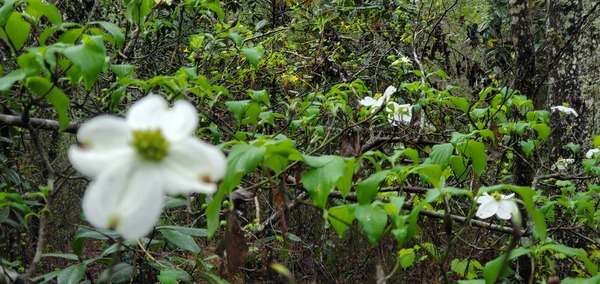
left=2, top=0, right=599, bottom=283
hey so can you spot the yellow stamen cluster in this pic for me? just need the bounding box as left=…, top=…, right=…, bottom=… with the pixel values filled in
left=491, top=191, right=502, bottom=201
left=132, top=129, right=169, bottom=161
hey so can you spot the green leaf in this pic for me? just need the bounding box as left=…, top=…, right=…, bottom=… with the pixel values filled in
left=111, top=64, right=135, bottom=79
left=449, top=97, right=470, bottom=113
left=483, top=247, right=530, bottom=283
left=57, top=263, right=86, bottom=284
left=336, top=158, right=355, bottom=198
left=126, top=0, right=152, bottom=25
left=460, top=140, right=487, bottom=177
left=354, top=204, right=387, bottom=245
left=220, top=143, right=266, bottom=193
left=0, top=12, right=31, bottom=51
left=410, top=164, right=442, bottom=189
left=449, top=155, right=469, bottom=181
left=101, top=263, right=133, bottom=283
left=207, top=144, right=265, bottom=236
left=249, top=89, right=270, bottom=106
left=0, top=0, right=16, bottom=27
left=328, top=204, right=356, bottom=237
left=398, top=248, right=416, bottom=270
left=92, top=21, right=125, bottom=49
left=532, top=123, right=550, bottom=140
left=158, top=268, right=192, bottom=284
left=225, top=100, right=250, bottom=122
left=302, top=155, right=346, bottom=209
left=263, top=138, right=302, bottom=173
left=538, top=244, right=598, bottom=275
left=429, top=143, right=454, bottom=169
left=41, top=253, right=78, bottom=261
left=159, top=228, right=201, bottom=254
left=155, top=226, right=208, bottom=237
left=201, top=0, right=224, bottom=21
left=356, top=170, right=389, bottom=205
left=242, top=46, right=264, bottom=68
left=0, top=68, right=26, bottom=92
left=520, top=139, right=535, bottom=156
left=451, top=258, right=468, bottom=276
left=63, top=35, right=106, bottom=90
left=25, top=0, right=62, bottom=25
left=25, top=76, right=70, bottom=131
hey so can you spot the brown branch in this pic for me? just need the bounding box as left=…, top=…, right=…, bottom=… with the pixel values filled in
left=0, top=114, right=79, bottom=134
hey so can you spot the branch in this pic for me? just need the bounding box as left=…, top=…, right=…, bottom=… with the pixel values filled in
left=0, top=114, right=79, bottom=134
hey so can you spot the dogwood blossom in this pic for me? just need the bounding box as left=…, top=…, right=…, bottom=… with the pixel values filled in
left=552, top=157, right=575, bottom=171
left=359, top=85, right=397, bottom=110
left=475, top=192, right=518, bottom=220
left=586, top=148, right=600, bottom=159
left=69, top=95, right=227, bottom=240
left=551, top=105, right=578, bottom=117
left=387, top=102, right=412, bottom=125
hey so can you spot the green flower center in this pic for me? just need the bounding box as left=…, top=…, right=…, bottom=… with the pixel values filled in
left=374, top=93, right=383, bottom=100
left=132, top=129, right=169, bottom=161
left=491, top=191, right=502, bottom=201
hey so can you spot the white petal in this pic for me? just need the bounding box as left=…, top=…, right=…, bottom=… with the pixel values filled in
left=383, top=85, right=397, bottom=101
left=502, top=193, right=515, bottom=200
left=82, top=163, right=164, bottom=240
left=476, top=200, right=498, bottom=219
left=359, top=97, right=377, bottom=107
left=586, top=148, right=600, bottom=159
left=496, top=200, right=517, bottom=220
left=159, top=100, right=198, bottom=142
left=160, top=137, right=227, bottom=195
left=68, top=146, right=134, bottom=178
left=76, top=116, right=131, bottom=149
left=115, top=167, right=165, bottom=240
left=475, top=194, right=494, bottom=205
left=127, top=95, right=168, bottom=130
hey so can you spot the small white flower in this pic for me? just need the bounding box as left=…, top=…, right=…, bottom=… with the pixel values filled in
left=551, top=105, right=578, bottom=117
left=586, top=148, right=600, bottom=159
left=475, top=192, right=519, bottom=220
left=552, top=157, right=575, bottom=171
left=69, top=95, right=227, bottom=240
left=359, top=86, right=397, bottom=110
left=155, top=0, right=173, bottom=5
left=387, top=102, right=412, bottom=125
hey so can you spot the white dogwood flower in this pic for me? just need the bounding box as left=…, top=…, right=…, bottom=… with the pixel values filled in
left=387, top=102, right=412, bottom=125
left=475, top=192, right=518, bottom=220
left=69, top=95, right=227, bottom=240
left=551, top=105, right=578, bottom=117
left=586, top=148, right=600, bottom=159
left=552, top=158, right=575, bottom=171
left=359, top=85, right=397, bottom=110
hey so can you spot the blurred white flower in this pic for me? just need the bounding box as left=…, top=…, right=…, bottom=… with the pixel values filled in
left=552, top=157, right=575, bottom=171
left=586, top=148, right=600, bottom=159
left=359, top=86, right=397, bottom=110
left=475, top=192, right=518, bottom=220
left=551, top=105, right=578, bottom=117
left=387, top=102, right=412, bottom=125
left=69, top=95, right=227, bottom=240
left=155, top=0, right=173, bottom=5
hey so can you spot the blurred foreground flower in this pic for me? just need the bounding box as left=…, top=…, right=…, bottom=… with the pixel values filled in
left=551, top=105, right=578, bottom=117
left=69, top=95, right=227, bottom=240
left=475, top=192, right=519, bottom=220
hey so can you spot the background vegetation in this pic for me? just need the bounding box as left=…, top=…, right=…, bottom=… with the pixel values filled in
left=1, top=0, right=600, bottom=283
